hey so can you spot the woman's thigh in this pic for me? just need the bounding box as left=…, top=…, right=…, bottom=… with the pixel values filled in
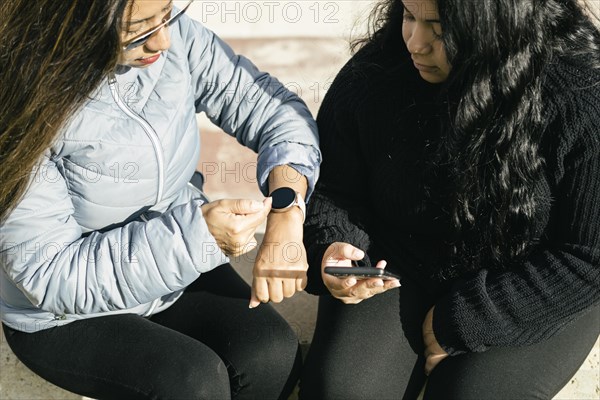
left=150, top=264, right=301, bottom=400
left=424, top=304, right=600, bottom=400
left=3, top=313, right=230, bottom=400
left=299, top=287, right=417, bottom=400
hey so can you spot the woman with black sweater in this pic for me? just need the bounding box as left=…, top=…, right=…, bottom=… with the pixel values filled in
left=300, top=0, right=600, bottom=398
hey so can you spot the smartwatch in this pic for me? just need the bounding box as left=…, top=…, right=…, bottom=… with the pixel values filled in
left=270, top=187, right=306, bottom=222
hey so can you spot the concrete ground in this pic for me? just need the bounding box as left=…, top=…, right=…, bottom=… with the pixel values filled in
left=1, top=37, right=598, bottom=399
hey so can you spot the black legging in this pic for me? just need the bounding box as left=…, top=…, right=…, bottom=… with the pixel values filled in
left=3, top=264, right=301, bottom=400
left=300, top=278, right=599, bottom=400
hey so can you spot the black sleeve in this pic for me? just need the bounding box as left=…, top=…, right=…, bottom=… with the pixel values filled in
left=303, top=53, right=375, bottom=295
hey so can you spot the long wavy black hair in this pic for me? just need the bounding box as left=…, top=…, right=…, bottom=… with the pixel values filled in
left=0, top=0, right=131, bottom=222
left=356, top=0, right=600, bottom=273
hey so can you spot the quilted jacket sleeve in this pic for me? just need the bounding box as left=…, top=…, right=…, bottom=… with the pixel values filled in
left=181, top=16, right=321, bottom=198
left=0, top=155, right=227, bottom=316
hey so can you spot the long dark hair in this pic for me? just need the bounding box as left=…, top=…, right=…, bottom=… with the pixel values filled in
left=357, top=0, right=600, bottom=272
left=0, top=0, right=131, bottom=222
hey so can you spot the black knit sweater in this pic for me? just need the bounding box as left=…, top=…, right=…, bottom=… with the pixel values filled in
left=304, top=40, right=600, bottom=355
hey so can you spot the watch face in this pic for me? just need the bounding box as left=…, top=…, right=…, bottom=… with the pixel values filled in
left=271, top=187, right=296, bottom=209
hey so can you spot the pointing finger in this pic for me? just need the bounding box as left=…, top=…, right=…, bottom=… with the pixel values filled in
left=228, top=199, right=266, bottom=215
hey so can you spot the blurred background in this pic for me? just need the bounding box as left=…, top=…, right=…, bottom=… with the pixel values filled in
left=185, top=0, right=377, bottom=201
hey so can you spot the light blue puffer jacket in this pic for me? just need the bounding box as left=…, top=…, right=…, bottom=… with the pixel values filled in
left=0, top=14, right=320, bottom=333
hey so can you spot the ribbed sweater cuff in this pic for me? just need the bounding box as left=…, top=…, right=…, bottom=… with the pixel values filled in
left=431, top=278, right=506, bottom=356
left=431, top=296, right=472, bottom=356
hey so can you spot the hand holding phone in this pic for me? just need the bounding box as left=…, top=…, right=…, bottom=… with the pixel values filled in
left=321, top=242, right=400, bottom=305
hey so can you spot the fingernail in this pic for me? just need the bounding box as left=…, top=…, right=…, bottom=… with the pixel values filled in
left=347, top=278, right=357, bottom=286
left=353, top=249, right=364, bottom=258
left=374, top=280, right=384, bottom=287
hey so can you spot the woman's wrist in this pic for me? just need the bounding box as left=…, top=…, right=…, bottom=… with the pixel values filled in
left=267, top=206, right=305, bottom=225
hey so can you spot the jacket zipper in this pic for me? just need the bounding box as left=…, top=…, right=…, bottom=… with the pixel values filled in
left=108, top=74, right=165, bottom=204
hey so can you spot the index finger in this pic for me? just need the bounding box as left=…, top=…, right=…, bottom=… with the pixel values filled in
left=230, top=203, right=271, bottom=230
left=249, top=277, right=269, bottom=309
left=223, top=198, right=266, bottom=214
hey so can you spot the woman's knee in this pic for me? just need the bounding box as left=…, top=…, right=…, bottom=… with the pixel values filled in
left=228, top=311, right=300, bottom=398
left=238, top=308, right=299, bottom=367
left=149, top=346, right=231, bottom=400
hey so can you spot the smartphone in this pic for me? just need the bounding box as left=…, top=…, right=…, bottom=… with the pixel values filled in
left=324, top=262, right=400, bottom=281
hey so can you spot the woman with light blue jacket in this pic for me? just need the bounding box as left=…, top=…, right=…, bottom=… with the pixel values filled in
left=0, top=0, right=320, bottom=398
